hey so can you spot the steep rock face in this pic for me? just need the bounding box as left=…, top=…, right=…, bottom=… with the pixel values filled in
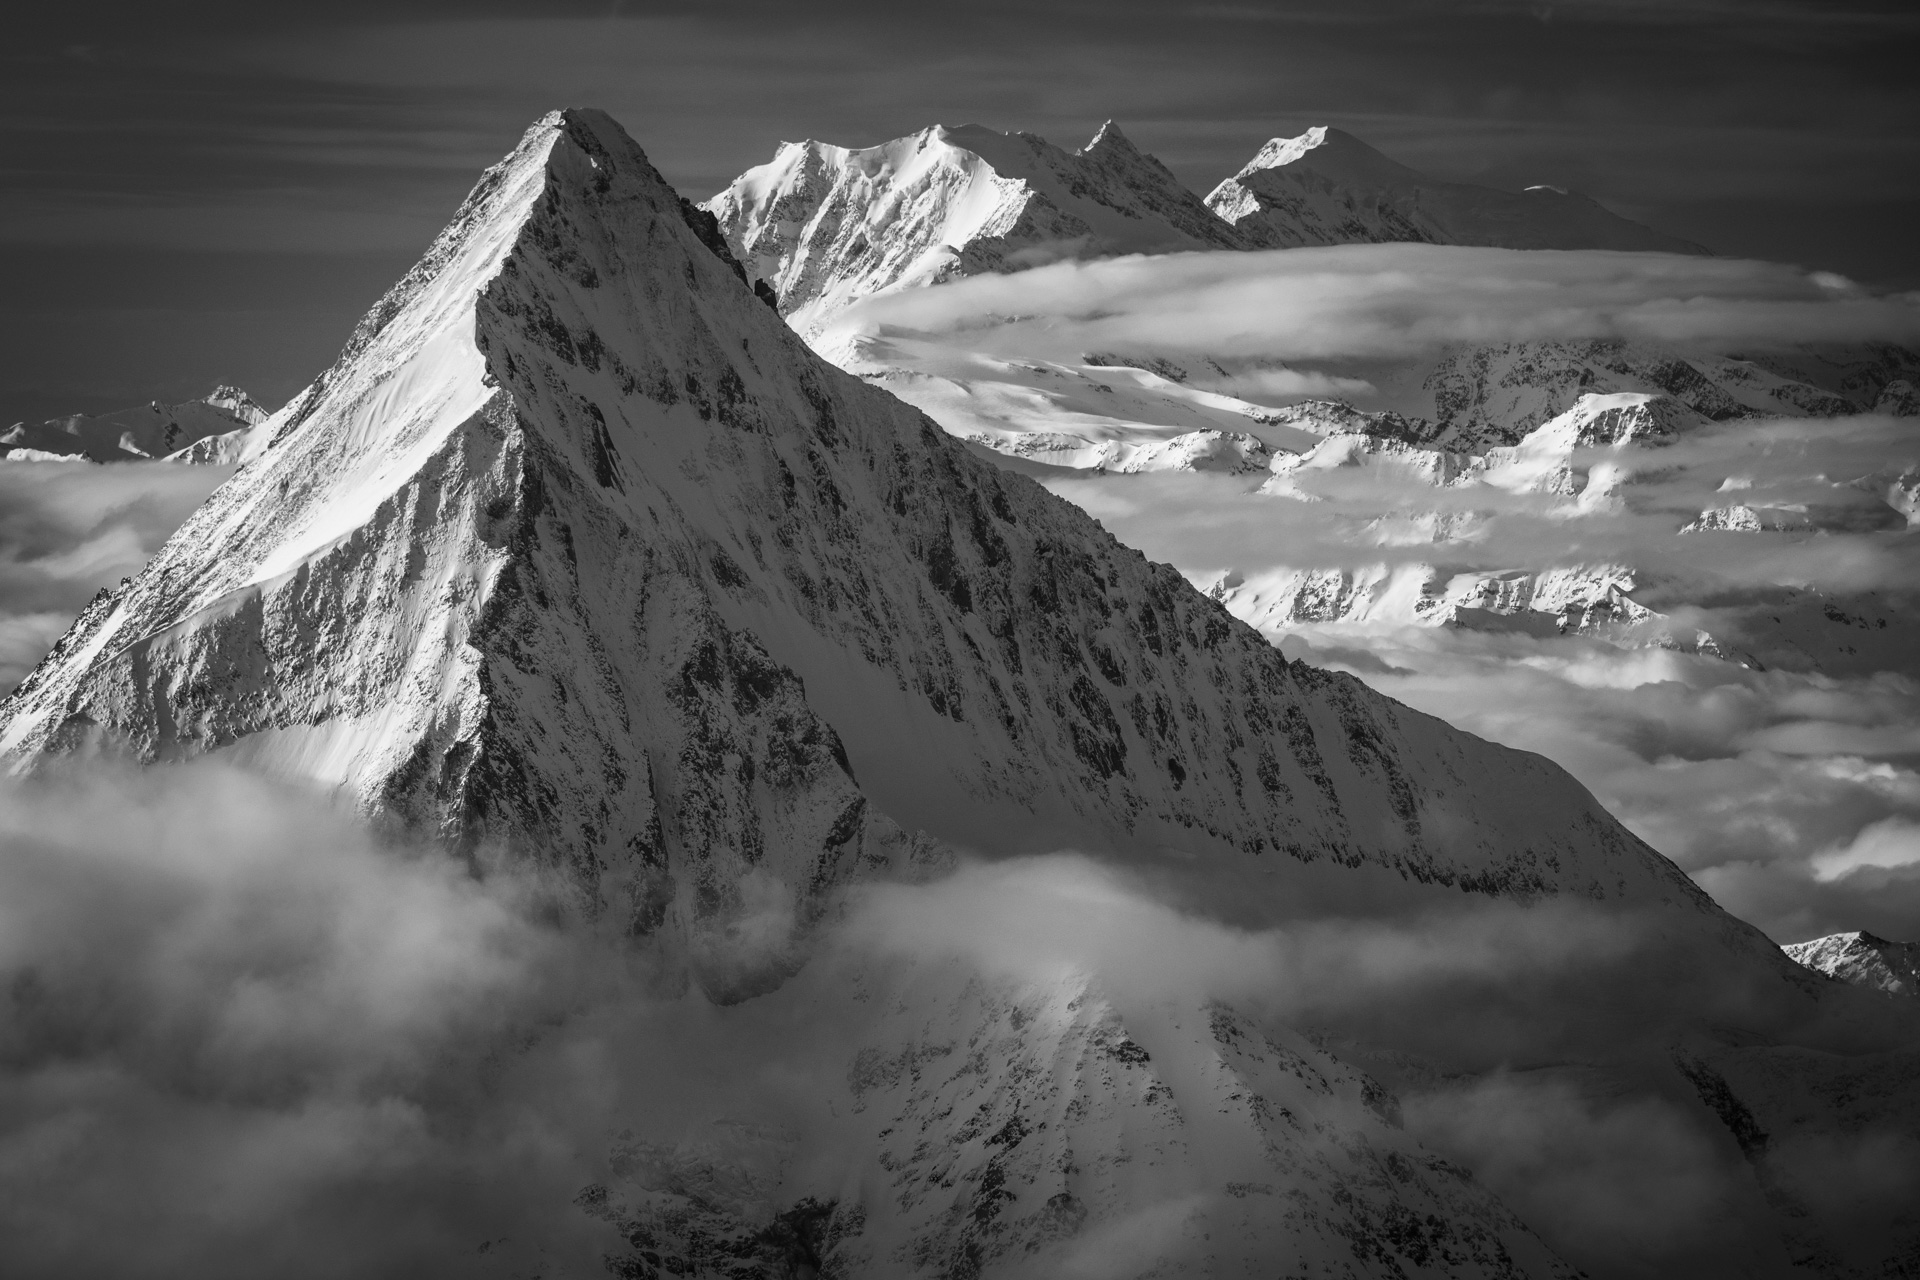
left=1205, top=126, right=1708, bottom=255
left=0, top=111, right=1726, bottom=946
left=703, top=121, right=1244, bottom=336
left=1, top=385, right=269, bottom=463
left=1784, top=932, right=1920, bottom=998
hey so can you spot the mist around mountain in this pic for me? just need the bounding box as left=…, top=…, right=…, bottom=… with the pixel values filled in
left=0, top=108, right=1916, bottom=1278
left=818, top=239, right=1920, bottom=949
left=1205, top=125, right=1709, bottom=255
left=1, top=385, right=268, bottom=463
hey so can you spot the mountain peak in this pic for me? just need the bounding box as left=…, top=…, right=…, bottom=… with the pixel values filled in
left=1081, top=118, right=1136, bottom=154
left=1237, top=125, right=1424, bottom=189
left=1208, top=124, right=1707, bottom=253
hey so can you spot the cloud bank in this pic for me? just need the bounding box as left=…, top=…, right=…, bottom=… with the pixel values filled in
left=829, top=245, right=1920, bottom=370
left=0, top=459, right=230, bottom=694
left=8, top=759, right=1898, bottom=1277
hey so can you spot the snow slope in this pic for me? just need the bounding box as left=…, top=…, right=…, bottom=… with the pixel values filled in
left=5, top=108, right=1911, bottom=1277
left=1, top=385, right=269, bottom=463
left=1416, top=339, right=1916, bottom=451
left=1205, top=126, right=1708, bottom=255
left=703, top=121, right=1244, bottom=336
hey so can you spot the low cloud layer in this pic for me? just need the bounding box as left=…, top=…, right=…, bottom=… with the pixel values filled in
left=0, top=459, right=229, bottom=693
left=829, top=245, right=1920, bottom=373
left=7, top=761, right=1901, bottom=1277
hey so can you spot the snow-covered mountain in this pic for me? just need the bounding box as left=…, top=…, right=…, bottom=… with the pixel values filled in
left=1785, top=931, right=1920, bottom=998
left=1205, top=126, right=1708, bottom=254
left=703, top=121, right=1242, bottom=337
left=4, top=109, right=1912, bottom=1276
left=1, top=385, right=269, bottom=463
left=826, top=308, right=1919, bottom=658
left=0, top=107, right=1718, bottom=950
left=821, top=331, right=1311, bottom=471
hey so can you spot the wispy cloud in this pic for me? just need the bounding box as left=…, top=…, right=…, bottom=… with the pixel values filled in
left=0, top=460, right=229, bottom=693
left=1027, top=400, right=1920, bottom=944
left=829, top=244, right=1920, bottom=368
left=0, top=767, right=1855, bottom=1275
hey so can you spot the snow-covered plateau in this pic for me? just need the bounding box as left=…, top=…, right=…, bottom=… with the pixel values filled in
left=1, top=110, right=1916, bottom=1278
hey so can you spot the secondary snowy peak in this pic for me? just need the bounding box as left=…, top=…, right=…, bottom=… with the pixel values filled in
left=1420, top=338, right=1903, bottom=450
left=1, top=385, right=271, bottom=463
left=703, top=121, right=1243, bottom=335
left=0, top=106, right=1887, bottom=1277
left=1784, top=931, right=1920, bottom=998
left=1206, top=126, right=1709, bottom=254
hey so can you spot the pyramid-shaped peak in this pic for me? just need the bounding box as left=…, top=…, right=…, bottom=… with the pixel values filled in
left=1081, top=119, right=1138, bottom=154
left=1, top=102, right=1710, bottom=939
left=1253, top=124, right=1333, bottom=168
left=1239, top=125, right=1423, bottom=186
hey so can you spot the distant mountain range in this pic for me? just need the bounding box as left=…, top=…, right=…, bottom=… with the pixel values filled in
left=705, top=120, right=1706, bottom=334
left=0, top=385, right=267, bottom=463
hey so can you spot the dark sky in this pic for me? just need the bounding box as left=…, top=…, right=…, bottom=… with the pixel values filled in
left=4, top=0, right=1917, bottom=422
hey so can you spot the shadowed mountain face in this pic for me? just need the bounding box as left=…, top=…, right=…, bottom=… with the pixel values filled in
left=2, top=109, right=1914, bottom=1276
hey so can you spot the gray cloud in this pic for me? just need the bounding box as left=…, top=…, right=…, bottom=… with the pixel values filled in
left=0, top=460, right=230, bottom=693
left=1023, top=398, right=1920, bottom=943
left=831, top=245, right=1920, bottom=368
